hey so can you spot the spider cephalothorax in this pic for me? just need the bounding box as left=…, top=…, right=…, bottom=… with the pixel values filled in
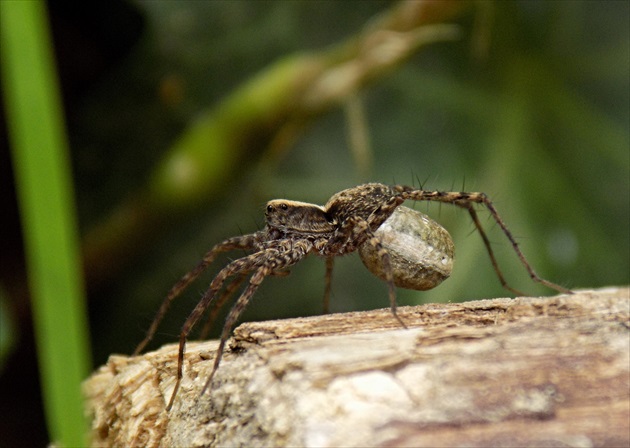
left=133, top=182, right=571, bottom=410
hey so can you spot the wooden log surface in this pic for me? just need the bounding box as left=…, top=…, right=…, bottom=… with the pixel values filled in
left=84, top=286, right=630, bottom=447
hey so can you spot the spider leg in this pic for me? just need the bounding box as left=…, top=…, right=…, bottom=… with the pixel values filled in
left=199, top=264, right=291, bottom=339
left=133, top=232, right=264, bottom=355
left=197, top=268, right=291, bottom=340
left=165, top=249, right=271, bottom=410
left=325, top=216, right=407, bottom=328
left=199, top=266, right=269, bottom=397
left=367, top=195, right=405, bottom=230
left=200, top=241, right=312, bottom=396
left=198, top=273, right=247, bottom=340
left=358, top=221, right=407, bottom=329
left=396, top=187, right=572, bottom=294
left=324, top=194, right=404, bottom=253
left=463, top=204, right=525, bottom=296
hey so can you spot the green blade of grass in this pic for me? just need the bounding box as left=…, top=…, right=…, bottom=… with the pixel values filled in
left=1, top=1, right=91, bottom=446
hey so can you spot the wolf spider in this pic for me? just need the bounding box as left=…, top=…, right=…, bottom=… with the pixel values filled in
left=133, top=183, right=571, bottom=410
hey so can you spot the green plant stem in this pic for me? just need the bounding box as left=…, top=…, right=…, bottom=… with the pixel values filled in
left=1, top=1, right=91, bottom=446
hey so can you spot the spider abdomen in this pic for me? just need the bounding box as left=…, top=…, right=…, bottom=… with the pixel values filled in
left=359, top=206, right=454, bottom=290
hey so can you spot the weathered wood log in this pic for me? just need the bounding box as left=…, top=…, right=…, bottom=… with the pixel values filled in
left=84, top=286, right=629, bottom=447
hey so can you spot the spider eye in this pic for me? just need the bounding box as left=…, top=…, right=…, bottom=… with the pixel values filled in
left=266, top=205, right=274, bottom=213
left=280, top=203, right=288, bottom=211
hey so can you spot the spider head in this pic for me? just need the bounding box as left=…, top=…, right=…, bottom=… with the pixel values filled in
left=265, top=200, right=336, bottom=234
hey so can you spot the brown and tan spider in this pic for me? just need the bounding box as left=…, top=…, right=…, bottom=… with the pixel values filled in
left=133, top=182, right=571, bottom=410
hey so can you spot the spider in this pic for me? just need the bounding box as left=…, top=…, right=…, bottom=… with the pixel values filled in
left=133, top=183, right=571, bottom=410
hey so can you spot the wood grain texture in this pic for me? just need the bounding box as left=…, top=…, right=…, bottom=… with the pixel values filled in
left=84, top=287, right=630, bottom=447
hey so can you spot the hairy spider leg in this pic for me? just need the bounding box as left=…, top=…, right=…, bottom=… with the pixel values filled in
left=359, top=222, right=408, bottom=329
left=198, top=266, right=272, bottom=397
left=396, top=187, right=572, bottom=295
left=197, top=268, right=292, bottom=339
left=327, top=192, right=407, bottom=326
left=166, top=248, right=274, bottom=410
left=134, top=232, right=264, bottom=356
left=199, top=240, right=313, bottom=396
left=323, top=213, right=408, bottom=328
left=166, top=241, right=312, bottom=410
left=198, top=273, right=247, bottom=340
left=460, top=203, right=525, bottom=296
left=365, top=194, right=405, bottom=230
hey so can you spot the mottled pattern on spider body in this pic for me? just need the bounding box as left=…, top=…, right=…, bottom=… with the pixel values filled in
left=134, top=182, right=571, bottom=411
left=325, top=183, right=400, bottom=225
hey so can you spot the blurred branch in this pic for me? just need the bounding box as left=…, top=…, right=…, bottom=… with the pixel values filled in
left=83, top=0, right=471, bottom=286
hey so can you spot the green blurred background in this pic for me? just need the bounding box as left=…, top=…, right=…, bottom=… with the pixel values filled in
left=1, top=1, right=628, bottom=445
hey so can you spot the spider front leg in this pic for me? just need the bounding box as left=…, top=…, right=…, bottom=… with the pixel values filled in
left=133, top=232, right=264, bottom=356
left=396, top=186, right=572, bottom=295
left=198, top=242, right=312, bottom=396
left=166, top=251, right=265, bottom=410
left=199, top=263, right=278, bottom=396
left=198, top=269, right=291, bottom=339
left=198, top=273, right=247, bottom=340
left=168, top=240, right=312, bottom=410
